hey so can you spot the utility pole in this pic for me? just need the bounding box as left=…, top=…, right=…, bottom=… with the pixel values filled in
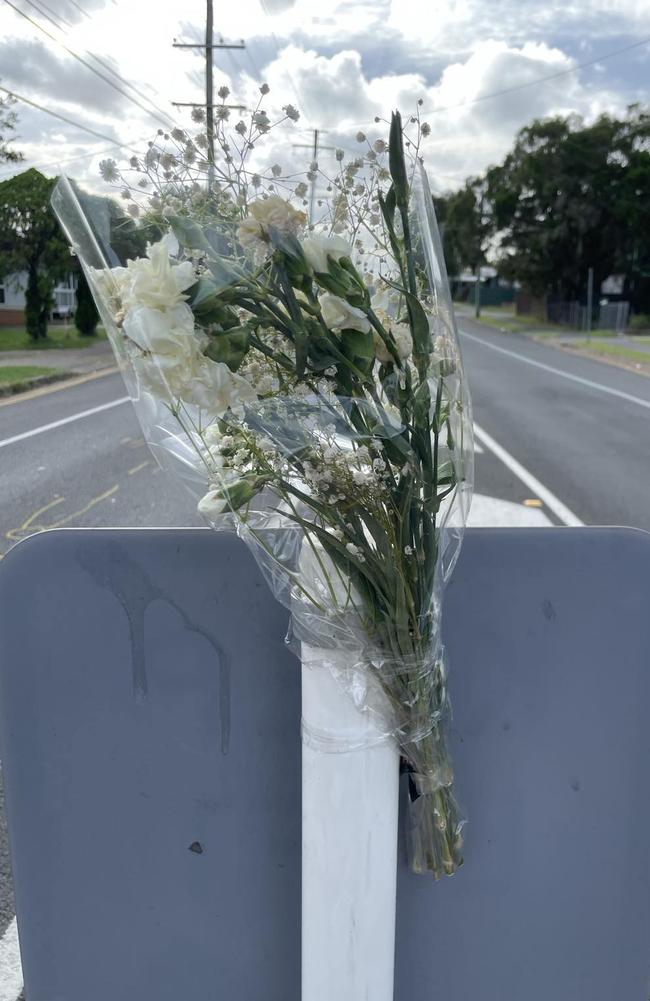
left=172, top=3, right=246, bottom=190
left=474, top=264, right=481, bottom=318
left=292, top=129, right=335, bottom=225
left=205, top=0, right=214, bottom=183
left=586, top=266, right=594, bottom=343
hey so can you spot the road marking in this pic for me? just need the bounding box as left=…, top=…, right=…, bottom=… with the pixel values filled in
left=469, top=492, right=552, bottom=527
left=127, top=460, right=150, bottom=476
left=6, top=486, right=119, bottom=542
left=0, top=396, right=129, bottom=450
left=0, top=918, right=22, bottom=1001
left=6, top=497, right=66, bottom=541
left=460, top=329, right=650, bottom=410
left=473, top=422, right=584, bottom=527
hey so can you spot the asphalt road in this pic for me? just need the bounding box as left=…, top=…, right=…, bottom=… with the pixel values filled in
left=0, top=318, right=649, bottom=994
left=458, top=316, right=650, bottom=530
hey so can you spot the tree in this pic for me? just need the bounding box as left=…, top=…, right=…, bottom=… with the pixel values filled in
left=74, top=269, right=99, bottom=336
left=0, top=90, right=23, bottom=165
left=434, top=177, right=491, bottom=311
left=0, top=169, right=70, bottom=339
left=485, top=107, right=650, bottom=307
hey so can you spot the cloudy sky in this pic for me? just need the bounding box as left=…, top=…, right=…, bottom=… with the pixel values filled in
left=0, top=0, right=649, bottom=193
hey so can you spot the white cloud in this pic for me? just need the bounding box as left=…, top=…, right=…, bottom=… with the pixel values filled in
left=0, top=0, right=645, bottom=193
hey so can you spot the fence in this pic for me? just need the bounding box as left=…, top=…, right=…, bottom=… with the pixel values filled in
left=546, top=300, right=630, bottom=333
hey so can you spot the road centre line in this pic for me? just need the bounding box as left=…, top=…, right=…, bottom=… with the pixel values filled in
left=460, top=329, right=650, bottom=410
left=473, top=422, right=583, bottom=527
left=0, top=397, right=129, bottom=450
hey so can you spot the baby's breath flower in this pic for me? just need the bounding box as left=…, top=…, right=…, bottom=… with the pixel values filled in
left=127, top=203, right=140, bottom=218
left=171, top=128, right=186, bottom=142
left=271, top=163, right=282, bottom=177
left=217, top=85, right=230, bottom=99
left=335, top=148, right=344, bottom=161
left=191, top=107, right=205, bottom=123
left=253, top=110, right=271, bottom=133
left=282, top=104, right=300, bottom=122
left=421, top=122, right=431, bottom=137
left=373, top=139, right=386, bottom=153
left=259, top=82, right=270, bottom=95
left=295, top=181, right=309, bottom=199
left=99, top=158, right=119, bottom=182
left=129, top=155, right=139, bottom=168
left=235, top=120, right=247, bottom=135
left=356, top=131, right=366, bottom=142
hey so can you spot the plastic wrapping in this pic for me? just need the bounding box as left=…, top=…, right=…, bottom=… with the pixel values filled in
left=52, top=109, right=473, bottom=877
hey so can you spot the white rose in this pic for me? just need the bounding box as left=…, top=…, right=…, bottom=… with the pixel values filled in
left=301, top=234, right=351, bottom=274
left=373, top=322, right=413, bottom=364
left=237, top=195, right=307, bottom=252
left=319, top=292, right=371, bottom=334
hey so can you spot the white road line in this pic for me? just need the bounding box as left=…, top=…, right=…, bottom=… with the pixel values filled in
left=460, top=329, right=650, bottom=410
left=473, top=422, right=584, bottom=527
left=0, top=397, right=129, bottom=450
left=0, top=918, right=22, bottom=1001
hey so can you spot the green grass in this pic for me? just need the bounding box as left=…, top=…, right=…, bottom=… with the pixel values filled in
left=0, top=364, right=68, bottom=391
left=569, top=341, right=650, bottom=365
left=0, top=325, right=106, bottom=352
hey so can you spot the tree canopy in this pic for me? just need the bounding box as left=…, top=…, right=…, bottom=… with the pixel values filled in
left=435, top=105, right=650, bottom=311
left=0, top=168, right=71, bottom=338
left=0, top=91, right=23, bottom=165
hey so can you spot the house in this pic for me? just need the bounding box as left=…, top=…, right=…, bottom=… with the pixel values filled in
left=0, top=272, right=77, bottom=326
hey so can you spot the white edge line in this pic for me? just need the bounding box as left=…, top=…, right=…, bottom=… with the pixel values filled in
left=460, top=329, right=650, bottom=410
left=0, top=396, right=130, bottom=450
left=0, top=917, right=22, bottom=1001
left=473, top=422, right=584, bottom=527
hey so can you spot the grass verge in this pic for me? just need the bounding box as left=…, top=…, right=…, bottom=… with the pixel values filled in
left=0, top=365, right=71, bottom=395
left=0, top=326, right=106, bottom=351
left=566, top=341, right=650, bottom=365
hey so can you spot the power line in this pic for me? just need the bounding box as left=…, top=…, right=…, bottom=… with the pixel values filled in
left=22, top=0, right=176, bottom=124
left=67, top=0, right=92, bottom=19
left=420, top=36, right=650, bottom=120
left=4, top=0, right=175, bottom=127
left=0, top=83, right=143, bottom=152
left=0, top=135, right=151, bottom=179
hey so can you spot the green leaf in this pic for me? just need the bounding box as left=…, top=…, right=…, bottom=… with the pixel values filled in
left=341, top=327, right=374, bottom=360
left=203, top=326, right=251, bottom=371
left=388, top=111, right=409, bottom=208
left=403, top=291, right=431, bottom=355
left=167, top=214, right=212, bottom=253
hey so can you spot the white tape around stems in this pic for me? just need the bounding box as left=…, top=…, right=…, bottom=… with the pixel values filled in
left=301, top=646, right=400, bottom=1001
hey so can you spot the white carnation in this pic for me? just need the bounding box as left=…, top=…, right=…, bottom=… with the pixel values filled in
left=373, top=322, right=413, bottom=364
left=301, top=234, right=351, bottom=274
left=319, top=292, right=370, bottom=334
left=123, top=304, right=257, bottom=417
left=237, top=195, right=306, bottom=253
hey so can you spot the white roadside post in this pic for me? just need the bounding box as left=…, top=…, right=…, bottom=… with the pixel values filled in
left=301, top=647, right=400, bottom=1001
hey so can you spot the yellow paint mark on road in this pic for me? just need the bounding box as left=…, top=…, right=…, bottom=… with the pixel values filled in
left=127, top=460, right=150, bottom=476
left=523, top=498, right=543, bottom=508
left=5, top=485, right=119, bottom=542
left=47, top=485, right=119, bottom=528
left=120, top=436, right=132, bottom=445
left=6, top=496, right=66, bottom=540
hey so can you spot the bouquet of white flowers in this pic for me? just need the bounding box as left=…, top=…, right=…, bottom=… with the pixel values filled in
left=53, top=92, right=473, bottom=882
